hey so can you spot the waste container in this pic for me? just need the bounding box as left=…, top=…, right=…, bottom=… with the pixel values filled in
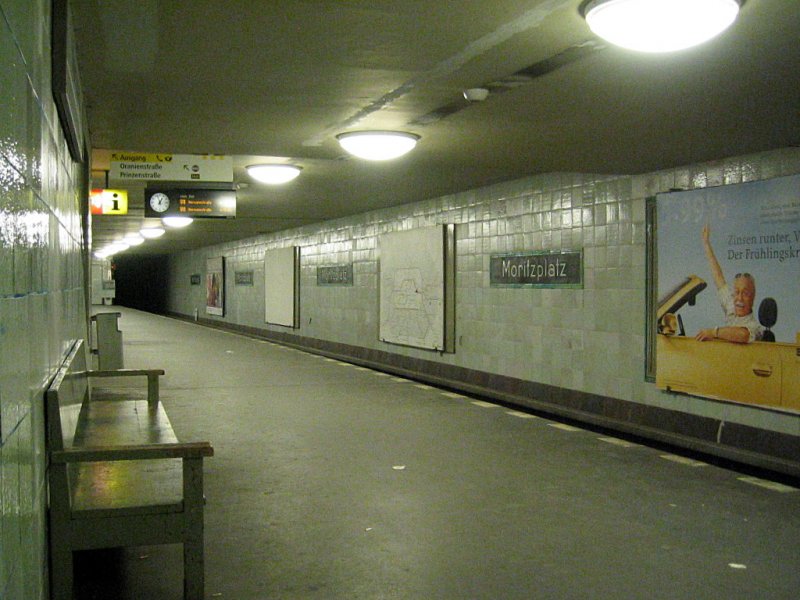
left=91, top=312, right=124, bottom=369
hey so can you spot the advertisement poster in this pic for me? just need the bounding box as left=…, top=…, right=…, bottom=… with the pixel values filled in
left=206, top=257, right=224, bottom=316
left=655, top=174, right=800, bottom=411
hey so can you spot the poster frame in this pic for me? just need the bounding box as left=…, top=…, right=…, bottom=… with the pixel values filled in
left=206, top=257, right=224, bottom=316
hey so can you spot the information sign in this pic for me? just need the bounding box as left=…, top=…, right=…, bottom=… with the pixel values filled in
left=144, top=187, right=236, bottom=218
left=90, top=189, right=128, bottom=215
left=109, top=152, right=233, bottom=182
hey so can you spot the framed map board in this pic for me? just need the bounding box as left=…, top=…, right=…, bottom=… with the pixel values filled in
left=264, top=246, right=300, bottom=327
left=379, top=225, right=455, bottom=352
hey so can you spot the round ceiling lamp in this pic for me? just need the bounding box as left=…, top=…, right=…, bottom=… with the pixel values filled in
left=336, top=131, right=420, bottom=161
left=247, top=164, right=302, bottom=184
left=124, top=232, right=145, bottom=246
left=162, top=216, right=193, bottom=228
left=582, top=0, right=741, bottom=53
left=140, top=226, right=166, bottom=239
left=104, top=241, right=130, bottom=255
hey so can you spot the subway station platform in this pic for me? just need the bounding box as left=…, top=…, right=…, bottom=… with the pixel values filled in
left=77, top=308, right=800, bottom=599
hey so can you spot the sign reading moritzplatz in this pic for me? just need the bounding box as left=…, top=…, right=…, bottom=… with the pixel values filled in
left=490, top=251, right=583, bottom=287
left=317, top=264, right=354, bottom=286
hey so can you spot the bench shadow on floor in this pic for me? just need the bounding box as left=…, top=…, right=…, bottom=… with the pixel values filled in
left=74, top=545, right=183, bottom=600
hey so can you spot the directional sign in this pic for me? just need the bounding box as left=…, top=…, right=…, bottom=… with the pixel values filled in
left=109, top=152, right=233, bottom=182
left=90, top=189, right=128, bottom=215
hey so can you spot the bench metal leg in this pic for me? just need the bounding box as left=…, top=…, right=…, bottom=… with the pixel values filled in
left=147, top=372, right=160, bottom=405
left=49, top=546, right=74, bottom=600
left=184, top=539, right=205, bottom=600
left=183, top=457, right=206, bottom=599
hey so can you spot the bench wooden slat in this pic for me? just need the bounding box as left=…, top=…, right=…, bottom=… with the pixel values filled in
left=84, top=368, right=165, bottom=405
left=75, top=398, right=178, bottom=446
left=52, top=441, right=214, bottom=463
left=88, top=368, right=165, bottom=378
left=70, top=459, right=183, bottom=516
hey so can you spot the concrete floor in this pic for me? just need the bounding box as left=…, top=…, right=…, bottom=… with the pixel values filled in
left=76, top=307, right=800, bottom=599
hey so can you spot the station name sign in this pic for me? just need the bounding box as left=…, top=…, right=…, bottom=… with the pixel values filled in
left=109, top=152, right=233, bottom=182
left=144, top=187, right=236, bottom=218
left=317, top=264, right=353, bottom=286
left=490, top=251, right=583, bottom=288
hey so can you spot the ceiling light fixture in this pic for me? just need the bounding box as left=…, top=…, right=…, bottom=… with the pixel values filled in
left=247, top=164, right=302, bottom=184
left=463, top=88, right=490, bottom=102
left=162, top=216, right=193, bottom=228
left=104, top=242, right=130, bottom=255
left=124, top=233, right=145, bottom=246
left=140, top=226, right=166, bottom=239
left=582, top=0, right=741, bottom=53
left=336, top=131, right=420, bottom=161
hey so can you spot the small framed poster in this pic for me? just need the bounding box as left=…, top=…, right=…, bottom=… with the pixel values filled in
left=206, top=257, right=224, bottom=316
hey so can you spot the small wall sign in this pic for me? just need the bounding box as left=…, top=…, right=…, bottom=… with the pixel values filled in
left=235, top=270, right=254, bottom=286
left=317, top=264, right=354, bottom=286
left=190, top=274, right=201, bottom=285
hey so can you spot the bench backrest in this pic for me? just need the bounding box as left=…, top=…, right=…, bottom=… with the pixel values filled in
left=46, top=339, right=89, bottom=452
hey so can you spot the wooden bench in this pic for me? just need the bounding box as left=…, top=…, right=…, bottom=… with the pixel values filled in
left=45, top=339, right=214, bottom=600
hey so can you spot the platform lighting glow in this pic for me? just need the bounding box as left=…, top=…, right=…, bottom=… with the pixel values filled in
left=336, top=131, right=420, bottom=161
left=246, top=164, right=302, bottom=184
left=583, top=0, right=741, bottom=53
left=105, top=241, right=130, bottom=255
left=140, top=226, right=166, bottom=238
left=162, top=216, right=193, bottom=228
left=124, top=233, right=145, bottom=246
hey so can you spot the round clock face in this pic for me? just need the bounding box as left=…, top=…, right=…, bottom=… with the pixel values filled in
left=149, top=192, right=170, bottom=213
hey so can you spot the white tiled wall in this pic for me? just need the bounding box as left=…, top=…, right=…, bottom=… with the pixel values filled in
left=1, top=1, right=87, bottom=598
left=166, top=148, right=800, bottom=439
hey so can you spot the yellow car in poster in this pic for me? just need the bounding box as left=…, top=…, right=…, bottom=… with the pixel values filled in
left=656, top=275, right=800, bottom=412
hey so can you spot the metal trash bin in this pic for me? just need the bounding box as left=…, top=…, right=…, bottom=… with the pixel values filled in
left=91, top=312, right=124, bottom=369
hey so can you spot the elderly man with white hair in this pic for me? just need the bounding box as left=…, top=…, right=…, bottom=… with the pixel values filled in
left=695, top=224, right=764, bottom=343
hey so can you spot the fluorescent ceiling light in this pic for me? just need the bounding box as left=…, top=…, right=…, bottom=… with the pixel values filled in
left=124, top=233, right=145, bottom=245
left=140, top=226, right=166, bottom=238
left=336, top=131, right=420, bottom=161
left=583, top=0, right=741, bottom=53
left=247, top=164, right=302, bottom=184
left=162, top=216, right=193, bottom=228
left=105, top=242, right=130, bottom=255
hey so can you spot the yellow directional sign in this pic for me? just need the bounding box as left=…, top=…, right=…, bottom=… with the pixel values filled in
left=90, top=189, right=128, bottom=215
left=109, top=152, right=233, bottom=182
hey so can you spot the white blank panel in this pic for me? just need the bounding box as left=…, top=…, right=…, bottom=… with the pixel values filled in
left=264, top=247, right=298, bottom=327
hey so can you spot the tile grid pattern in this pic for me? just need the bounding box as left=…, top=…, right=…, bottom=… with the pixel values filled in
left=1, top=1, right=87, bottom=598
left=165, top=148, right=800, bottom=440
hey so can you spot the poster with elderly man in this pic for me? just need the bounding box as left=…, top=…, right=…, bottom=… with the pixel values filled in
left=655, top=173, right=800, bottom=412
